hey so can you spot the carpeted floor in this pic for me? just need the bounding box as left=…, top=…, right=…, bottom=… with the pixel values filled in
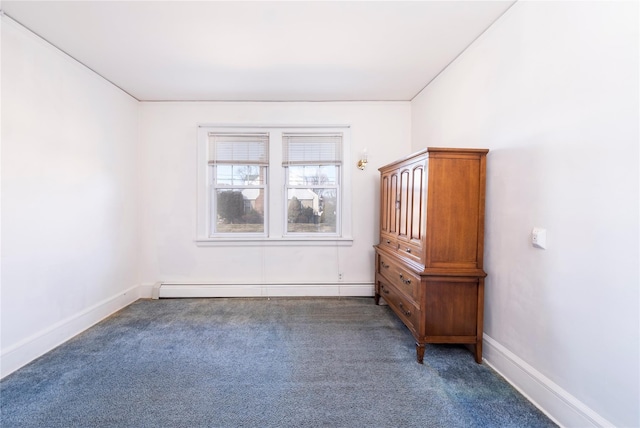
left=1, top=297, right=556, bottom=427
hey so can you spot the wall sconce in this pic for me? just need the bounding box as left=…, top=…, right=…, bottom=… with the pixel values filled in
left=357, top=149, right=368, bottom=170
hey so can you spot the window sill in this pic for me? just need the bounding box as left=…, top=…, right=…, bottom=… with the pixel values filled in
left=195, top=237, right=354, bottom=247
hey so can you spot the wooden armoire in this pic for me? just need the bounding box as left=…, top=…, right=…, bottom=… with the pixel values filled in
left=374, top=147, right=488, bottom=363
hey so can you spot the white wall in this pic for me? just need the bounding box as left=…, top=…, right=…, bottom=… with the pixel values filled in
left=412, top=2, right=639, bottom=427
left=139, top=102, right=411, bottom=292
left=1, top=18, right=141, bottom=376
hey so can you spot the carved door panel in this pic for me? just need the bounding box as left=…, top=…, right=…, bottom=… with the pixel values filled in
left=380, top=172, right=390, bottom=234
left=398, top=167, right=412, bottom=243
left=380, top=171, right=399, bottom=235
left=410, top=163, right=425, bottom=246
left=388, top=170, right=399, bottom=235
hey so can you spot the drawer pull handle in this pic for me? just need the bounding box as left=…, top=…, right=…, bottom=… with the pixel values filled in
left=386, top=240, right=391, bottom=244
left=398, top=302, right=411, bottom=317
left=381, top=285, right=390, bottom=295
left=399, top=274, right=411, bottom=285
left=406, top=248, right=412, bottom=254
left=380, top=261, right=390, bottom=269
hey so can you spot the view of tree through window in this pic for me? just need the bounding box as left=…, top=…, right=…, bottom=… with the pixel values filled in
left=209, top=133, right=268, bottom=234
left=286, top=165, right=338, bottom=234
left=214, top=164, right=266, bottom=233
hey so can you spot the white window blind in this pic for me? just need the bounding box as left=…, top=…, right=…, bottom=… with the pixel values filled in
left=209, top=133, right=269, bottom=165
left=282, top=133, right=343, bottom=166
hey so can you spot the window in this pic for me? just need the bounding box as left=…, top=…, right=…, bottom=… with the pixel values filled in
left=196, top=126, right=352, bottom=245
left=209, top=133, right=268, bottom=235
left=283, top=133, right=342, bottom=235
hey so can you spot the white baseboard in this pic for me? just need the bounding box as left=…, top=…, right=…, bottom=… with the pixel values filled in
left=156, top=282, right=375, bottom=299
left=483, top=334, right=614, bottom=428
left=138, top=282, right=156, bottom=299
left=1, top=285, right=141, bottom=379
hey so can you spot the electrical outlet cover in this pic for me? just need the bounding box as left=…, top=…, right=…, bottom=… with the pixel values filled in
left=532, top=228, right=547, bottom=249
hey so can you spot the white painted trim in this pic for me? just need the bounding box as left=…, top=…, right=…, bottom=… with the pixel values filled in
left=483, top=334, right=614, bottom=428
left=0, top=285, right=141, bottom=379
left=194, top=237, right=353, bottom=247
left=157, top=282, right=374, bottom=298
left=142, top=282, right=158, bottom=299
left=197, top=124, right=353, bottom=129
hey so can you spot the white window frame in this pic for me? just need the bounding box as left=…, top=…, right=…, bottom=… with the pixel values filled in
left=209, top=133, right=269, bottom=238
left=282, top=133, right=342, bottom=237
left=196, top=125, right=353, bottom=246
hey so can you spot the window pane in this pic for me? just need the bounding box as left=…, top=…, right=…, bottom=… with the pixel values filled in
left=287, top=165, right=338, bottom=186
left=215, top=189, right=265, bottom=233
left=216, top=165, right=265, bottom=186
left=287, top=188, right=336, bottom=234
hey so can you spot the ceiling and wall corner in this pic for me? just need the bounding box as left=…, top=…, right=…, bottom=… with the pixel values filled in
left=1, top=1, right=516, bottom=102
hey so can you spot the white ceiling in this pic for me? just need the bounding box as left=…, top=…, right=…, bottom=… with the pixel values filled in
left=2, top=1, right=515, bottom=102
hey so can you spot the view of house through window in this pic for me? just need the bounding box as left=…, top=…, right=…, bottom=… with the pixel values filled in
left=215, top=165, right=266, bottom=233
left=286, top=166, right=338, bottom=233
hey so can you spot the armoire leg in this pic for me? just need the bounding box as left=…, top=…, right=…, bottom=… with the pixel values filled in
left=474, top=341, right=483, bottom=364
left=416, top=343, right=425, bottom=364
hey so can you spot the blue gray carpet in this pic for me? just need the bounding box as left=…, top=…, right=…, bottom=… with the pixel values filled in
left=1, top=297, right=556, bottom=427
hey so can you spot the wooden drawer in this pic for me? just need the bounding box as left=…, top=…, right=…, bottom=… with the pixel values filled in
left=397, top=240, right=422, bottom=264
left=392, top=263, right=420, bottom=303
left=378, top=253, right=420, bottom=304
left=379, top=234, right=398, bottom=252
left=379, top=280, right=420, bottom=333
left=377, top=253, right=395, bottom=281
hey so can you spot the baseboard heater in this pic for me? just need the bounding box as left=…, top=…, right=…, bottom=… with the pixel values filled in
left=152, top=282, right=375, bottom=299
